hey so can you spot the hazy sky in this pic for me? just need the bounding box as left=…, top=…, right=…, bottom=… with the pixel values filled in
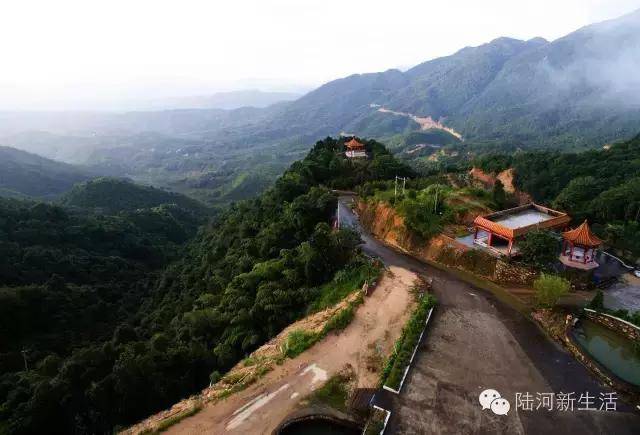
left=2, top=0, right=639, bottom=109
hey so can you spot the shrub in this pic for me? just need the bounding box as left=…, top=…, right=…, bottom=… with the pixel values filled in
left=518, top=230, right=559, bottom=269
left=283, top=329, right=320, bottom=358
left=534, top=274, right=570, bottom=308
left=308, top=372, right=351, bottom=412
left=458, top=250, right=496, bottom=276
left=209, top=370, right=221, bottom=384
left=588, top=289, right=604, bottom=309
left=323, top=305, right=355, bottom=334
left=436, top=246, right=459, bottom=266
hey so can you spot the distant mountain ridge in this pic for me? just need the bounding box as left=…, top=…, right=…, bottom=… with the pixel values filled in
left=265, top=9, right=640, bottom=148
left=141, top=89, right=302, bottom=110
left=3, top=10, right=639, bottom=148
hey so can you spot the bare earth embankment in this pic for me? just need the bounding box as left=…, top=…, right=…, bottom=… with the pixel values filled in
left=131, top=266, right=416, bottom=434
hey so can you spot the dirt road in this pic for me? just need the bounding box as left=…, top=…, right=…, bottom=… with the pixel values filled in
left=338, top=197, right=640, bottom=434
left=164, top=266, right=417, bottom=434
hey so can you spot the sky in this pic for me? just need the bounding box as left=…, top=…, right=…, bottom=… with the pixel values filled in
left=1, top=0, right=639, bottom=110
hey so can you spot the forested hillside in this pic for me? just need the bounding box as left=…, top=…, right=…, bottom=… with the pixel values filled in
left=60, top=177, right=211, bottom=214
left=474, top=134, right=640, bottom=260
left=0, top=137, right=412, bottom=434
left=0, top=146, right=93, bottom=199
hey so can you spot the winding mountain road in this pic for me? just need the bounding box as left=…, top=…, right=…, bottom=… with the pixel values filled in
left=338, top=196, right=640, bottom=434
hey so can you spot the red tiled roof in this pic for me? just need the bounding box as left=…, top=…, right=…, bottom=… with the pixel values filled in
left=345, top=138, right=365, bottom=150
left=473, top=216, right=514, bottom=239
left=473, top=203, right=571, bottom=239
left=562, top=220, right=602, bottom=247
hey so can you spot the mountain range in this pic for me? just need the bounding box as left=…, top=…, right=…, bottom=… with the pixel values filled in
left=1, top=9, right=639, bottom=203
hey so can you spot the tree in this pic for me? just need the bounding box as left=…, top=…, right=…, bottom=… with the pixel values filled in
left=552, top=176, right=600, bottom=220
left=492, top=179, right=506, bottom=209
left=534, top=274, right=570, bottom=308
left=518, top=230, right=558, bottom=269
left=589, top=289, right=604, bottom=310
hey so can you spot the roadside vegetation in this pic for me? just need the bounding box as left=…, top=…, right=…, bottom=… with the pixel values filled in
left=283, top=292, right=366, bottom=358
left=381, top=293, right=437, bottom=391
left=358, top=176, right=496, bottom=241
left=363, top=408, right=387, bottom=435
left=307, top=370, right=354, bottom=413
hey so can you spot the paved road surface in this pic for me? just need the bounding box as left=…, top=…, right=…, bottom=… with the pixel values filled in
left=338, top=197, right=640, bottom=435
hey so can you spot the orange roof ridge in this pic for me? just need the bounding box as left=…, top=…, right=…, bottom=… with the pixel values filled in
left=562, top=220, right=603, bottom=247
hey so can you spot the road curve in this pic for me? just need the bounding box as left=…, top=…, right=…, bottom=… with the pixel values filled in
left=338, top=197, right=640, bottom=435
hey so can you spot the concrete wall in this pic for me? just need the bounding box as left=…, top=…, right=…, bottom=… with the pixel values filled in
left=494, top=260, right=538, bottom=286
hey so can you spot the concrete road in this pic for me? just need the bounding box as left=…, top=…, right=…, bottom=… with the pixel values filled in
left=338, top=197, right=640, bottom=435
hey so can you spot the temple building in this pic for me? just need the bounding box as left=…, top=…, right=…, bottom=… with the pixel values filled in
left=559, top=220, right=603, bottom=270
left=472, top=203, right=571, bottom=257
left=345, top=138, right=367, bottom=158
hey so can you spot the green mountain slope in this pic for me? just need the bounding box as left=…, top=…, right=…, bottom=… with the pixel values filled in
left=60, top=177, right=211, bottom=214
left=0, top=146, right=93, bottom=198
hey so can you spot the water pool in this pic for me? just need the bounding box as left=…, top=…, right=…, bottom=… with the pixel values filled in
left=572, top=318, right=640, bottom=386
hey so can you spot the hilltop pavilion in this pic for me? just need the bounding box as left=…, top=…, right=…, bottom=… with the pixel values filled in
left=345, top=138, right=367, bottom=158
left=559, top=220, right=603, bottom=270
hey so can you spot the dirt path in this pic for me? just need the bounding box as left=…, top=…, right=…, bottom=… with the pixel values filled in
left=376, top=106, right=463, bottom=140
left=164, top=266, right=417, bottom=434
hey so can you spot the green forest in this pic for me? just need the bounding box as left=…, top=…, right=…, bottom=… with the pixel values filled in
left=0, top=137, right=412, bottom=434
left=474, top=134, right=640, bottom=261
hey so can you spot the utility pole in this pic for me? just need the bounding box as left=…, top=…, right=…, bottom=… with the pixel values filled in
left=434, top=185, right=439, bottom=213
left=394, top=176, right=398, bottom=202
left=395, top=175, right=408, bottom=203
left=21, top=350, right=28, bottom=371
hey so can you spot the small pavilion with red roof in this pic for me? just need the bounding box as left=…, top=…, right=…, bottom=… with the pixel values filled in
left=345, top=138, right=367, bottom=158
left=559, top=220, right=603, bottom=270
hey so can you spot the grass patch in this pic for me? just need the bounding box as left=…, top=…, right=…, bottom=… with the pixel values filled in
left=142, top=402, right=203, bottom=434
left=282, top=329, right=321, bottom=358
left=381, top=294, right=437, bottom=391
left=307, top=372, right=352, bottom=412
left=363, top=407, right=387, bottom=435
left=309, top=259, right=380, bottom=312
left=283, top=292, right=366, bottom=359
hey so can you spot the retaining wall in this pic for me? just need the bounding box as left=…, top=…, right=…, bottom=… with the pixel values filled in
left=583, top=309, right=640, bottom=341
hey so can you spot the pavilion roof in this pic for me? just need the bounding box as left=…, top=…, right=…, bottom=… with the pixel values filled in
left=562, top=220, right=603, bottom=247
left=473, top=203, right=570, bottom=239
left=345, top=138, right=365, bottom=149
